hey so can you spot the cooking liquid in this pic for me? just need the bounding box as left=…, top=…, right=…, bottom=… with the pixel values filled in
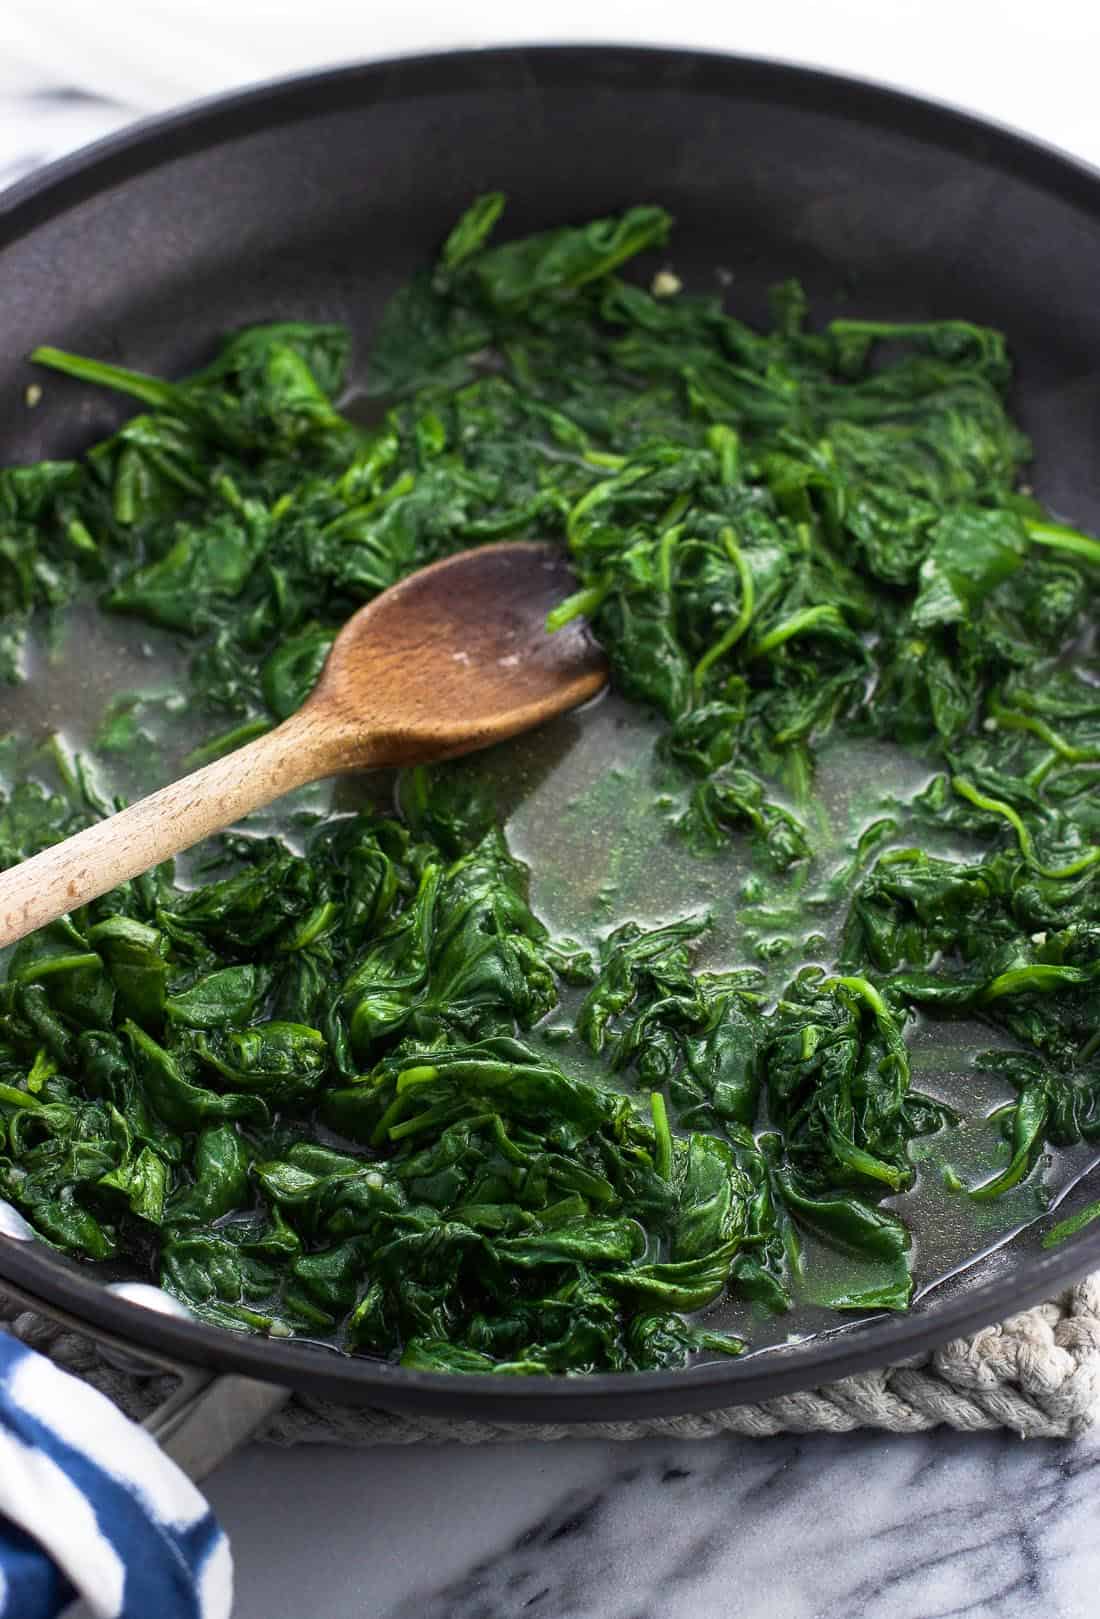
left=6, top=602, right=1099, bottom=1360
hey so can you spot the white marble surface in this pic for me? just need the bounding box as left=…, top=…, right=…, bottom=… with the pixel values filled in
left=4, top=1, right=1100, bottom=167
left=200, top=1425, right=1100, bottom=1619
left=5, top=25, right=1100, bottom=1619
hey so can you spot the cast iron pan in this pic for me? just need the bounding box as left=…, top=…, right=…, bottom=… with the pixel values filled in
left=1, top=45, right=1100, bottom=1425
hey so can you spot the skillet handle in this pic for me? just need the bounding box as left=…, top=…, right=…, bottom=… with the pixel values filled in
left=0, top=1269, right=291, bottom=1478
left=140, top=1365, right=291, bottom=1483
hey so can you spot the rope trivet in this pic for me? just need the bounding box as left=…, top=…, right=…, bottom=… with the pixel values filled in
left=6, top=1279, right=1100, bottom=1442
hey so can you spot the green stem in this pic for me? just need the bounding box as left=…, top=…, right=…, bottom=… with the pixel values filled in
left=707, top=424, right=740, bottom=486
left=659, top=493, right=691, bottom=531
left=1042, top=1199, right=1100, bottom=1249
left=0, top=1083, right=44, bottom=1111
left=748, top=603, right=840, bottom=660
left=658, top=524, right=683, bottom=595
left=323, top=471, right=415, bottom=534
left=991, top=702, right=1100, bottom=763
left=952, top=776, right=1100, bottom=880
left=184, top=718, right=272, bottom=768
left=823, top=974, right=909, bottom=1081
left=42, top=733, right=80, bottom=800
left=693, top=528, right=755, bottom=688
left=823, top=974, right=889, bottom=1020
left=1025, top=750, right=1061, bottom=790
left=650, top=1090, right=673, bottom=1181
left=981, top=964, right=1088, bottom=1001
left=827, top=320, right=925, bottom=341
left=32, top=347, right=184, bottom=414
left=1026, top=520, right=1100, bottom=567
left=545, top=579, right=611, bottom=634
left=566, top=463, right=652, bottom=545
left=65, top=519, right=99, bottom=556
left=15, top=954, right=102, bottom=983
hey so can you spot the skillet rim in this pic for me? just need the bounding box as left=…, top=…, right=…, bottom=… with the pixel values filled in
left=2, top=42, right=1100, bottom=1419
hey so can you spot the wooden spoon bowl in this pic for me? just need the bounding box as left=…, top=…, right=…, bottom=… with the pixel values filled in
left=313, top=541, right=607, bottom=771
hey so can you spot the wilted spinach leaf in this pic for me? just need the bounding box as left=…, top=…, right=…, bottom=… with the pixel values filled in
left=2, top=194, right=1098, bottom=1371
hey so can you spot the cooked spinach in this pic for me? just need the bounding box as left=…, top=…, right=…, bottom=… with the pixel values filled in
left=0, top=196, right=1097, bottom=1371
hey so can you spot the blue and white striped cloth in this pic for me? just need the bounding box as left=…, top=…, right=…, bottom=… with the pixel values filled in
left=0, top=1332, right=231, bottom=1619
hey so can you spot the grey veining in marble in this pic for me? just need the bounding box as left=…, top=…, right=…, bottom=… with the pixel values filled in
left=4, top=50, right=1100, bottom=1619
left=201, top=1427, right=1100, bottom=1619
left=0, top=60, right=134, bottom=188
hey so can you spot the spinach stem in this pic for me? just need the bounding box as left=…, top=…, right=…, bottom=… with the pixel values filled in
left=952, top=776, right=1100, bottom=880
left=692, top=528, right=754, bottom=688
left=1026, top=520, right=1100, bottom=567
left=748, top=603, right=840, bottom=661
left=658, top=524, right=684, bottom=595
left=1042, top=1199, right=1100, bottom=1248
left=32, top=346, right=184, bottom=413
left=566, top=463, right=651, bottom=545
left=545, top=579, right=610, bottom=633
left=184, top=718, right=272, bottom=768
left=990, top=702, right=1100, bottom=763
left=650, top=1090, right=673, bottom=1181
left=706, top=424, right=740, bottom=486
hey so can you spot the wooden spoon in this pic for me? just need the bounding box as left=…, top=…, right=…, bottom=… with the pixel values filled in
left=0, top=542, right=607, bottom=948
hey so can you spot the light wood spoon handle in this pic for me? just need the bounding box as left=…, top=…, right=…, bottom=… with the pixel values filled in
left=0, top=711, right=335, bottom=949
left=0, top=542, right=607, bottom=952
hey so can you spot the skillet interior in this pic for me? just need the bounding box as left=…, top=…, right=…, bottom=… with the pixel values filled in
left=1, top=45, right=1100, bottom=1420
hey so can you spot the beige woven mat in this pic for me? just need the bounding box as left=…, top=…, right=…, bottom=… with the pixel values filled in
left=6, top=1277, right=1100, bottom=1443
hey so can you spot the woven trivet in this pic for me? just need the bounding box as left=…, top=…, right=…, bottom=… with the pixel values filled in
left=6, top=1279, right=1100, bottom=1443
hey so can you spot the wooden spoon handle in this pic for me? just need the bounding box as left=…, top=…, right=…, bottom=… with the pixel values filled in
left=0, top=711, right=330, bottom=949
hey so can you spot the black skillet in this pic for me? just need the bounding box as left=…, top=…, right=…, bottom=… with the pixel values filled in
left=2, top=45, right=1100, bottom=1435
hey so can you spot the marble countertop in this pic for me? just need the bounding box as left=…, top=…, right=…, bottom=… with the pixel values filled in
left=199, top=1425, right=1100, bottom=1619
left=4, top=39, right=1100, bottom=1619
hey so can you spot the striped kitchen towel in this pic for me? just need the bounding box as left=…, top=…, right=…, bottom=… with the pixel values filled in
left=0, top=1331, right=230, bottom=1619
